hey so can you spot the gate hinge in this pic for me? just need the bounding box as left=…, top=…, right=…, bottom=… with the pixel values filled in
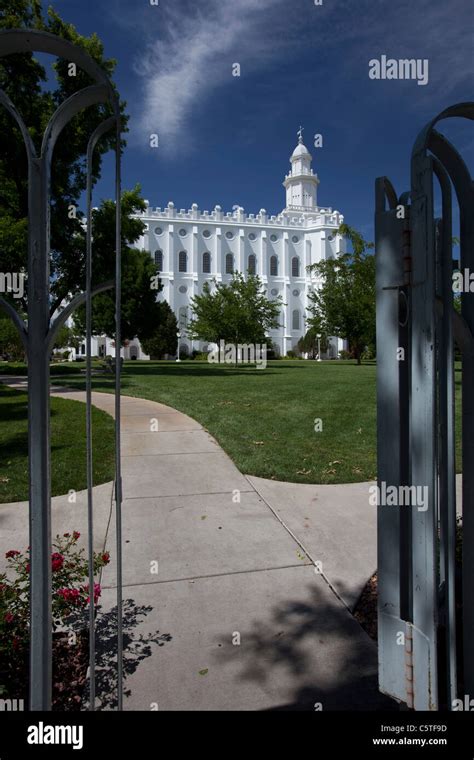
left=402, top=228, right=412, bottom=286
left=405, top=624, right=414, bottom=709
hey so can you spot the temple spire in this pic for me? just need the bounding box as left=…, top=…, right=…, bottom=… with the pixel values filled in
left=282, top=129, right=319, bottom=213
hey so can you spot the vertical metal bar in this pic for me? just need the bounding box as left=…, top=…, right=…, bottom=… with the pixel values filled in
left=375, top=178, right=409, bottom=704
left=409, top=154, right=438, bottom=710
left=84, top=116, right=117, bottom=710
left=28, top=155, right=52, bottom=711
left=460, top=183, right=474, bottom=697
left=114, top=121, right=123, bottom=710
left=86, top=137, right=95, bottom=710
left=433, top=159, right=457, bottom=708
left=399, top=217, right=412, bottom=625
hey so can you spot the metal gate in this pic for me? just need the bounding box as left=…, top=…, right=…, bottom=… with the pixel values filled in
left=376, top=102, right=474, bottom=709
left=0, top=29, right=123, bottom=711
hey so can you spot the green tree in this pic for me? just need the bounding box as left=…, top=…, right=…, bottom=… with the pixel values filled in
left=187, top=273, right=282, bottom=346
left=307, top=224, right=375, bottom=365
left=52, top=324, right=84, bottom=352
left=141, top=301, right=178, bottom=359
left=297, top=325, right=329, bottom=359
left=0, top=1, right=128, bottom=318
left=74, top=189, right=161, bottom=343
left=0, top=312, right=25, bottom=360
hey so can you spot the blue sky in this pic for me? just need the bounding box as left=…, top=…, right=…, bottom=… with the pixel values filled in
left=51, top=0, right=473, bottom=242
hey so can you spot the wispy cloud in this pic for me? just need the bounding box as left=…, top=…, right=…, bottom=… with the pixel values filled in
left=127, top=0, right=473, bottom=156
left=131, top=0, right=299, bottom=154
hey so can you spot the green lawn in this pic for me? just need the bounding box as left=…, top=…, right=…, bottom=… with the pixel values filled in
left=4, top=358, right=458, bottom=486
left=0, top=384, right=116, bottom=503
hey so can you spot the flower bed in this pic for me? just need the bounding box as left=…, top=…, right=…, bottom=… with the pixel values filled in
left=0, top=532, right=110, bottom=709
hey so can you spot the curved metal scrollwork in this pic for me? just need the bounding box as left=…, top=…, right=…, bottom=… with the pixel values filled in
left=0, top=29, right=123, bottom=712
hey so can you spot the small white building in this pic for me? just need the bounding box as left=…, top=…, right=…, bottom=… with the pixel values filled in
left=66, top=335, right=147, bottom=362
left=133, top=129, right=346, bottom=358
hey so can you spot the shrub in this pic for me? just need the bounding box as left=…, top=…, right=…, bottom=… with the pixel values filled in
left=339, top=350, right=352, bottom=360
left=361, top=346, right=376, bottom=361
left=0, top=533, right=110, bottom=663
left=266, top=342, right=280, bottom=360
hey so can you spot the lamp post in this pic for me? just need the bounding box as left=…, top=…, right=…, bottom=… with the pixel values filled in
left=317, top=334, right=322, bottom=362
left=176, top=331, right=181, bottom=362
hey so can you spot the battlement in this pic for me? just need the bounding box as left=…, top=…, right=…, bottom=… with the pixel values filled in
left=137, top=201, right=343, bottom=229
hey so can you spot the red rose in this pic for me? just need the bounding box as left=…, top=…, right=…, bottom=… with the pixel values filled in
left=57, top=587, right=82, bottom=605
left=73, top=531, right=81, bottom=540
left=5, top=550, right=20, bottom=559
left=101, top=552, right=110, bottom=564
left=4, top=612, right=14, bottom=624
left=83, top=582, right=101, bottom=604
left=51, top=553, right=64, bottom=572
left=63, top=533, right=70, bottom=538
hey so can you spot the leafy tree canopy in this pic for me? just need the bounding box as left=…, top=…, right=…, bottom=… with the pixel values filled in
left=307, top=224, right=375, bottom=364
left=0, top=0, right=128, bottom=317
left=141, top=301, right=178, bottom=359
left=0, top=311, right=25, bottom=360
left=73, top=188, right=161, bottom=343
left=187, top=272, right=282, bottom=346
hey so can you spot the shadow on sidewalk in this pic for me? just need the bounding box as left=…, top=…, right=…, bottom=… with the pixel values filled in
left=87, top=599, right=172, bottom=710
left=213, top=580, right=397, bottom=711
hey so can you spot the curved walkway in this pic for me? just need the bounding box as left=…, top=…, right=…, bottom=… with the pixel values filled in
left=0, top=377, right=393, bottom=711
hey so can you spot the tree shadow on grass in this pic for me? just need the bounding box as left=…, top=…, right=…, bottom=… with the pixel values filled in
left=212, top=580, right=398, bottom=711
left=0, top=431, right=28, bottom=461
left=82, top=599, right=172, bottom=710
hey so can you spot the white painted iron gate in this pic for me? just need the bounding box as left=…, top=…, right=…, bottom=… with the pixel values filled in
left=376, top=102, right=474, bottom=710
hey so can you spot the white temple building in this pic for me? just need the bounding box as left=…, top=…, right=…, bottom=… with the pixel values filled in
left=66, top=129, right=346, bottom=361
left=131, top=128, right=346, bottom=358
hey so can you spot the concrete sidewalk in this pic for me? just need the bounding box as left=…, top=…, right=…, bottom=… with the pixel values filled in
left=0, top=378, right=393, bottom=711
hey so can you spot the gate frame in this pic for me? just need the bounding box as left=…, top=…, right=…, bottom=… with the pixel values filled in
left=376, top=102, right=474, bottom=710
left=0, top=29, right=123, bottom=711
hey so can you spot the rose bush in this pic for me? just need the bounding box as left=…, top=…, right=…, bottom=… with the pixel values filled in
left=0, top=532, right=110, bottom=661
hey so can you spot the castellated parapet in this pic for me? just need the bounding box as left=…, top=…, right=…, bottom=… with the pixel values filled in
left=138, top=201, right=343, bottom=229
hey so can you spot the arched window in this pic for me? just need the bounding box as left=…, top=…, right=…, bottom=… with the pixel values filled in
left=203, top=252, right=211, bottom=274
left=292, top=309, right=300, bottom=330
left=178, top=251, right=187, bottom=272
left=225, top=253, right=234, bottom=274
left=178, top=306, right=188, bottom=330
left=270, top=255, right=278, bottom=276
left=291, top=256, right=300, bottom=277
left=154, top=250, right=163, bottom=270
left=248, top=254, right=256, bottom=275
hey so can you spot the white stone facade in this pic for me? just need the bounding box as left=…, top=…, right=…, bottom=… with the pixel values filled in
left=134, top=131, right=346, bottom=358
